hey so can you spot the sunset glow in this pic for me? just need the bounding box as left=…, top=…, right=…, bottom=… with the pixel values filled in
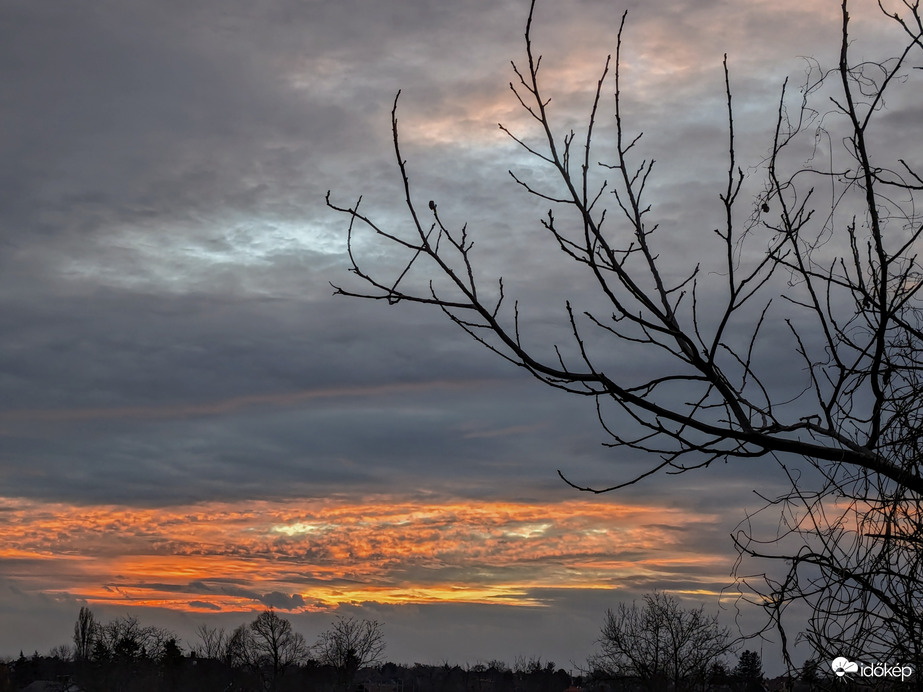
left=1, top=496, right=729, bottom=613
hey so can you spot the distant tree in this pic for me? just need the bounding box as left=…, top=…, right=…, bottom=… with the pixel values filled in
left=487, top=659, right=511, bottom=674
left=90, top=638, right=110, bottom=664
left=227, top=609, right=308, bottom=691
left=250, top=608, right=310, bottom=690
left=47, top=644, right=73, bottom=662
left=514, top=656, right=547, bottom=676
left=514, top=656, right=556, bottom=676
left=10, top=652, right=34, bottom=690
left=226, top=623, right=257, bottom=669
left=734, top=650, right=763, bottom=691
left=707, top=660, right=731, bottom=687
left=193, top=623, right=227, bottom=660
left=161, top=637, right=184, bottom=665
left=800, top=658, right=819, bottom=689
left=591, top=592, right=734, bottom=692
left=316, top=616, right=386, bottom=692
left=113, top=633, right=142, bottom=663
left=73, top=606, right=97, bottom=662
left=86, top=613, right=177, bottom=669
left=159, top=637, right=185, bottom=690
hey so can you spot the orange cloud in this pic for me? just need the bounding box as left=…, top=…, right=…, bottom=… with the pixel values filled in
left=0, top=495, right=731, bottom=613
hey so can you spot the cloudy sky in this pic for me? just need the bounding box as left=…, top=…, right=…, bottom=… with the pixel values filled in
left=2, top=0, right=918, bottom=674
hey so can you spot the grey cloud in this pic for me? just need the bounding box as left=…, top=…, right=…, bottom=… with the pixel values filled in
left=260, top=591, right=306, bottom=610
left=178, top=580, right=300, bottom=610
left=183, top=581, right=306, bottom=611
left=189, top=600, right=222, bottom=611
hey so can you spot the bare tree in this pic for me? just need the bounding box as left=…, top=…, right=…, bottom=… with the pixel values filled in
left=48, top=644, right=73, bottom=662
left=193, top=623, right=227, bottom=660
left=729, top=1, right=923, bottom=673
left=229, top=609, right=309, bottom=691
left=93, top=614, right=176, bottom=663
left=591, top=592, right=734, bottom=692
left=226, top=622, right=257, bottom=669
left=328, top=0, right=923, bottom=670
left=328, top=0, right=923, bottom=493
left=252, top=609, right=310, bottom=688
left=315, top=616, right=386, bottom=691
left=73, top=606, right=97, bottom=662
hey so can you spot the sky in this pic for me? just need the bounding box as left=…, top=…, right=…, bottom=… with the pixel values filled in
left=2, top=0, right=920, bottom=676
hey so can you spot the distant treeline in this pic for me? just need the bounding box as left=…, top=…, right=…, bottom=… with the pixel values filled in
left=0, top=607, right=579, bottom=692
left=0, top=604, right=836, bottom=692
left=1, top=649, right=584, bottom=692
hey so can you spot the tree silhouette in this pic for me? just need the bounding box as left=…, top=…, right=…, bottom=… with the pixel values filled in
left=228, top=609, right=309, bottom=692
left=734, top=650, right=762, bottom=691
left=328, top=0, right=923, bottom=668
left=590, top=592, right=733, bottom=692
left=72, top=606, right=96, bottom=663
left=192, top=623, right=227, bottom=661
left=316, top=616, right=386, bottom=692
left=251, top=608, right=310, bottom=690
